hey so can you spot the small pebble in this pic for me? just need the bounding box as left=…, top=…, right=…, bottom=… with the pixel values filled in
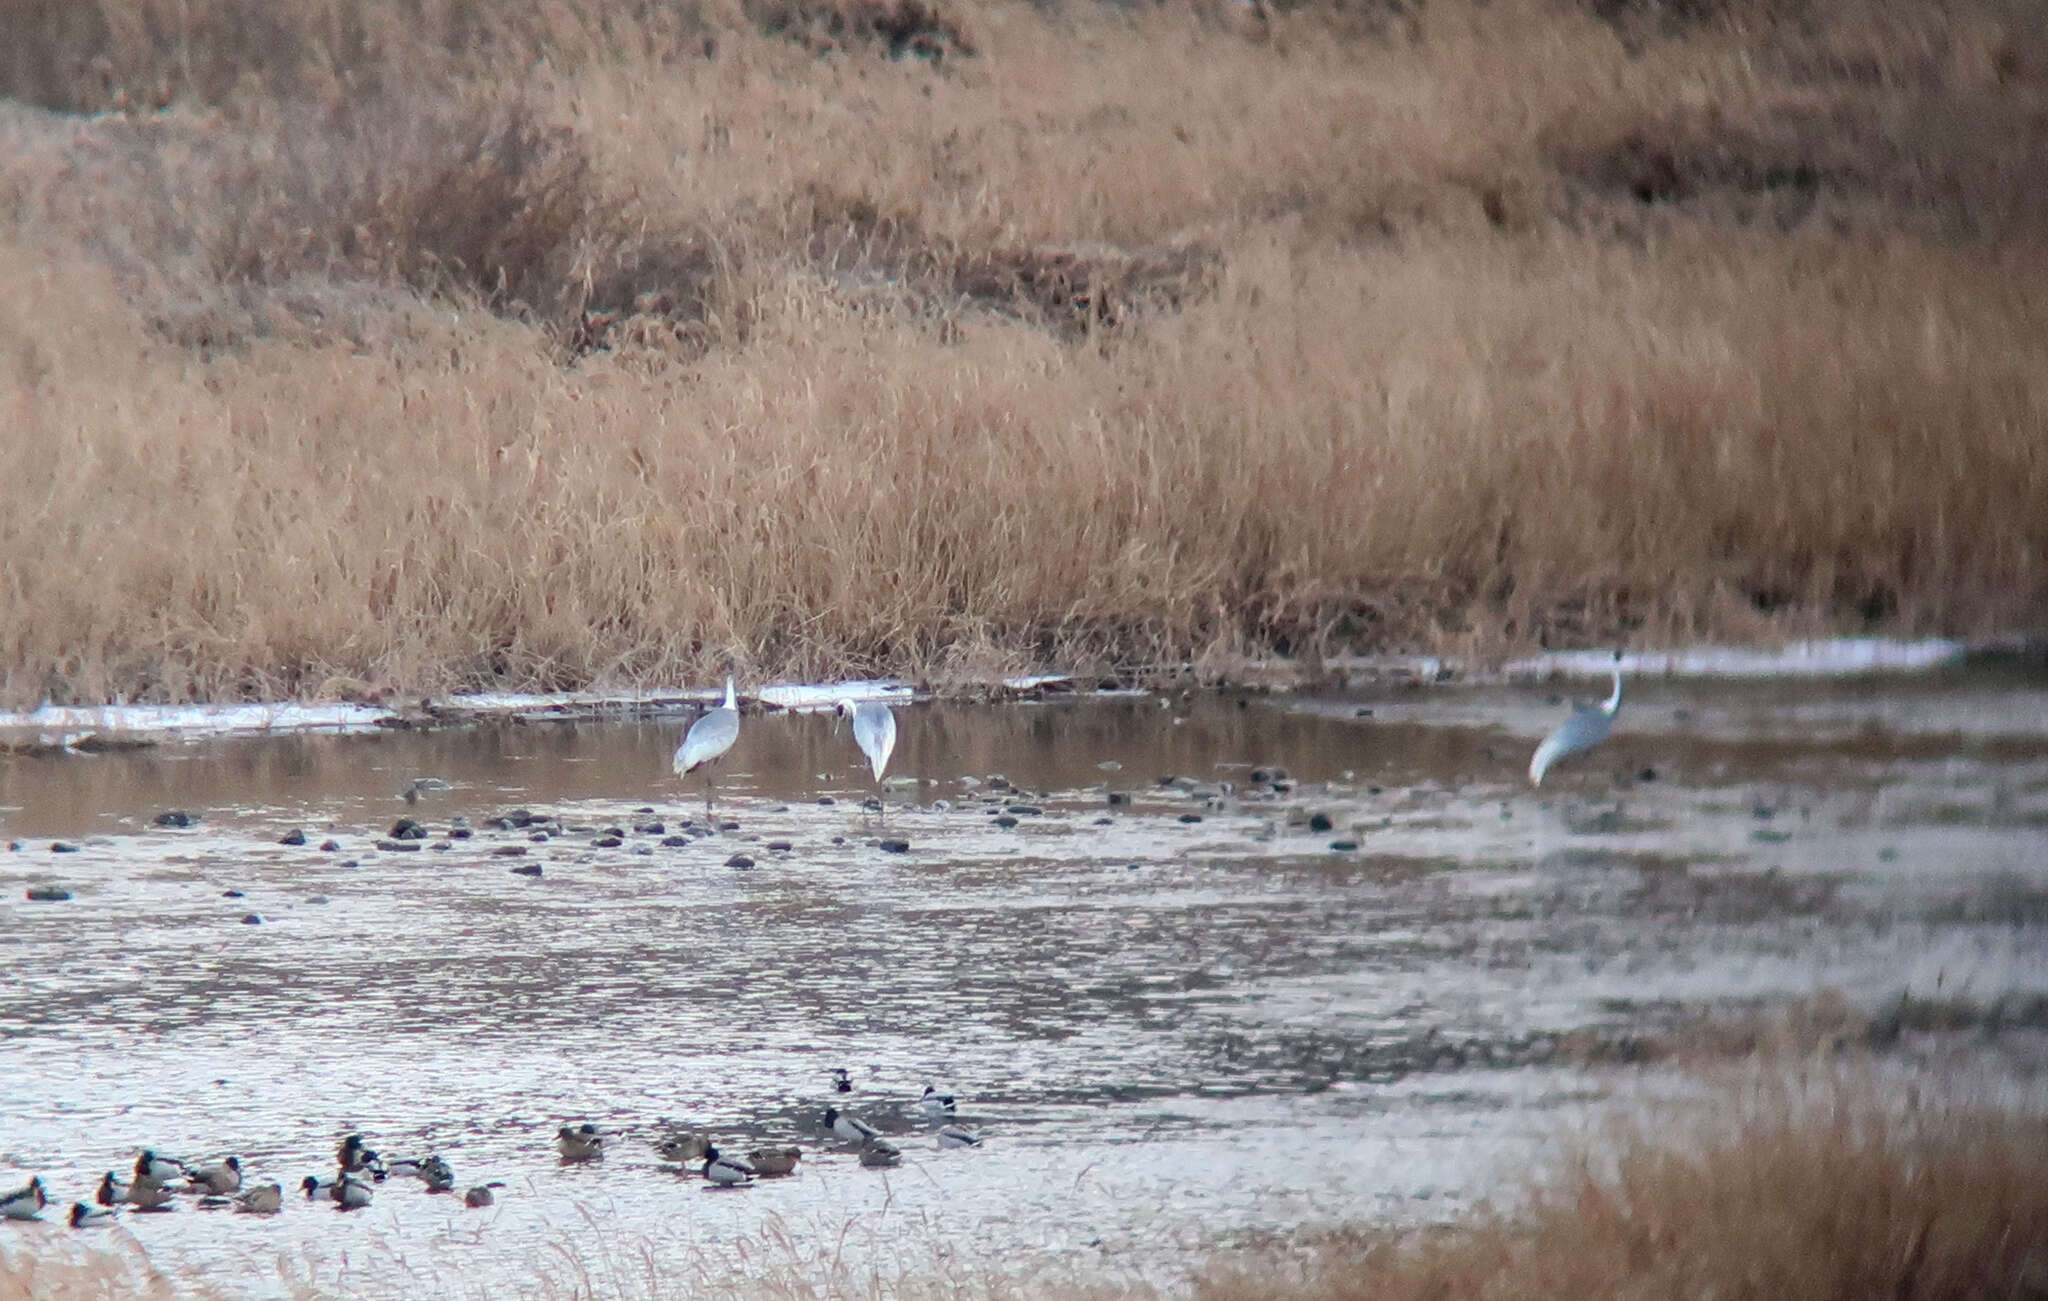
left=660, top=836, right=690, bottom=848
left=376, top=840, right=423, bottom=853
left=279, top=829, right=307, bottom=846
left=389, top=818, right=428, bottom=840
left=1107, top=792, right=1130, bottom=806
left=511, top=863, right=544, bottom=877
left=879, top=839, right=910, bottom=854
left=222, top=889, right=245, bottom=898
left=719, top=820, right=740, bottom=832
left=592, top=836, right=624, bottom=849
left=1007, top=804, right=1043, bottom=816
left=1330, top=840, right=1359, bottom=851
left=992, top=815, right=1019, bottom=829
left=1308, top=813, right=1334, bottom=832
left=25, top=886, right=72, bottom=902
left=529, top=832, right=550, bottom=843
left=432, top=842, right=452, bottom=851
left=831, top=836, right=846, bottom=846
left=492, top=845, right=528, bottom=857
left=766, top=841, right=792, bottom=852
left=506, top=809, right=536, bottom=827
left=726, top=854, right=755, bottom=868
left=818, top=797, right=836, bottom=806
left=154, top=810, right=199, bottom=828
left=1178, top=813, right=1203, bottom=824
left=320, top=840, right=342, bottom=853
left=51, top=841, right=80, bottom=853
left=240, top=913, right=263, bottom=925
left=450, top=828, right=473, bottom=840
left=634, top=822, right=665, bottom=835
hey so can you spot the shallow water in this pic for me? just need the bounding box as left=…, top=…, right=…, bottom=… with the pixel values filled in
left=2, top=673, right=2046, bottom=1295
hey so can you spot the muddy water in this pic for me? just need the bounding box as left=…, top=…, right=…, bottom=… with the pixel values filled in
left=2, top=675, right=2046, bottom=1295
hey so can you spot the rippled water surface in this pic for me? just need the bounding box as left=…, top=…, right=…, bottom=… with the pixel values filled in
left=4, top=672, right=2047, bottom=1295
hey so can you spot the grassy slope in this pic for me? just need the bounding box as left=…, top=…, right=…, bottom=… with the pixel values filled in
left=1, top=0, right=2044, bottom=704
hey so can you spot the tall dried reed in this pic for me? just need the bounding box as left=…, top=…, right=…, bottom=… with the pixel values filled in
left=1, top=0, right=2043, bottom=704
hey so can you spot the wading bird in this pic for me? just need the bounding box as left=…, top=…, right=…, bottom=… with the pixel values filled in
left=1529, top=659, right=1625, bottom=786
left=674, top=679, right=741, bottom=817
left=835, top=697, right=899, bottom=824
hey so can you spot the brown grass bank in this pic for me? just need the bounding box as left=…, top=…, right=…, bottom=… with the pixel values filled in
left=2, top=0, right=2045, bottom=704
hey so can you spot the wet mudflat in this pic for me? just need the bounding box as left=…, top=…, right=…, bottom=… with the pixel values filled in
left=2, top=672, right=2046, bottom=1295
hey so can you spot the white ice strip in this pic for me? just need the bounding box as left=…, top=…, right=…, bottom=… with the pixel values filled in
left=0, top=701, right=393, bottom=747
left=1507, top=638, right=1973, bottom=680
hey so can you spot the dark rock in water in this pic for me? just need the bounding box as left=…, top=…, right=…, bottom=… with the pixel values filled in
left=1272, top=781, right=1293, bottom=794
left=529, top=832, right=550, bottom=843
left=389, top=818, right=428, bottom=840
left=240, top=913, right=263, bottom=925
left=154, top=810, right=199, bottom=828
left=341, top=859, right=359, bottom=868
left=878, top=839, right=910, bottom=854
left=279, top=828, right=307, bottom=846
left=818, top=797, right=836, bottom=806
left=1007, top=804, right=1043, bottom=816
left=1093, top=817, right=1113, bottom=825
left=320, top=840, right=342, bottom=853
left=1156, top=775, right=1180, bottom=788
left=592, top=836, right=624, bottom=849
left=992, top=815, right=1019, bottom=829
left=431, top=841, right=452, bottom=851
left=719, top=820, right=740, bottom=832
left=1250, top=768, right=1274, bottom=783
left=485, top=817, right=515, bottom=831
left=7, top=841, right=18, bottom=851
left=1308, top=813, right=1334, bottom=832
left=50, top=842, right=80, bottom=853
left=601, top=827, right=625, bottom=839
left=506, top=809, right=536, bottom=828
left=725, top=854, right=755, bottom=869
left=1367, top=786, right=1383, bottom=796
left=1638, top=767, right=1658, bottom=782
left=375, top=840, right=423, bottom=853
left=307, top=895, right=329, bottom=905
left=492, top=845, right=528, bottom=857
left=633, top=846, right=653, bottom=856
left=511, top=863, right=543, bottom=877
left=1107, top=792, right=1130, bottom=806
left=1178, top=813, right=1203, bottom=824
left=222, top=889, right=245, bottom=898
left=988, top=776, right=1011, bottom=791
left=660, top=835, right=690, bottom=848
left=634, top=822, right=665, bottom=835
left=831, top=836, right=846, bottom=846
left=766, top=841, right=793, bottom=852
left=450, top=828, right=473, bottom=840
left=635, top=805, right=655, bottom=814
left=25, top=886, right=72, bottom=901
left=1330, top=839, right=1359, bottom=851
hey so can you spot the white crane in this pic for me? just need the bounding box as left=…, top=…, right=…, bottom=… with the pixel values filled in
left=674, top=678, right=741, bottom=817
left=1529, top=662, right=1624, bottom=785
left=835, top=697, right=898, bottom=824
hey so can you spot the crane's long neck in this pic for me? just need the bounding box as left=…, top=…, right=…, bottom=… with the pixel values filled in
left=723, top=678, right=737, bottom=709
left=1602, top=667, right=1624, bottom=715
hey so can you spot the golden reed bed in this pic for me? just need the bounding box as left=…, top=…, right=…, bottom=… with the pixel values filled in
left=1, top=0, right=2043, bottom=705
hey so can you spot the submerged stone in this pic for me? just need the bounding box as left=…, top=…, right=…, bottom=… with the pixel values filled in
left=50, top=842, right=79, bottom=853
left=992, top=815, right=1018, bottom=829
left=240, top=913, right=263, bottom=925
left=24, top=886, right=72, bottom=901
left=153, top=810, right=199, bottom=828
left=511, top=863, right=543, bottom=877
left=320, top=840, right=342, bottom=853
left=1308, top=813, right=1334, bottom=832
left=726, top=854, right=755, bottom=869
left=491, top=845, right=527, bottom=857
left=592, top=836, right=624, bottom=849
left=376, top=840, right=423, bottom=852
left=878, top=839, right=910, bottom=854
left=279, top=829, right=307, bottom=846
left=389, top=818, right=428, bottom=840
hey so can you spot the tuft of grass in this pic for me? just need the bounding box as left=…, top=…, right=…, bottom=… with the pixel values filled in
left=1, top=0, right=2045, bottom=704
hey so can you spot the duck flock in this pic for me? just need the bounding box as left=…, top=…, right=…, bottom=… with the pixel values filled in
left=1, top=1072, right=980, bottom=1229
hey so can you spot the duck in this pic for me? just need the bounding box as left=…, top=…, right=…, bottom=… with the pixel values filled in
left=919, top=1085, right=957, bottom=1121
left=95, top=1171, right=128, bottom=1207
left=557, top=1124, right=606, bottom=1161
left=857, top=1138, right=902, bottom=1168
left=335, top=1173, right=374, bottom=1211
left=68, top=1201, right=116, bottom=1228
left=135, top=1150, right=188, bottom=1184
left=936, top=1125, right=983, bottom=1149
left=336, top=1134, right=380, bottom=1174
left=301, top=1174, right=341, bottom=1202
left=831, top=1067, right=854, bottom=1094
left=185, top=1156, right=242, bottom=1195
left=233, top=1182, right=283, bottom=1215
left=419, top=1155, right=455, bottom=1193
left=126, top=1176, right=176, bottom=1211
left=380, top=1157, right=424, bottom=1180
left=823, top=1107, right=881, bottom=1144
left=700, top=1146, right=755, bottom=1186
left=747, top=1146, right=801, bottom=1176
left=1, top=1177, right=48, bottom=1220
left=654, top=1132, right=709, bottom=1164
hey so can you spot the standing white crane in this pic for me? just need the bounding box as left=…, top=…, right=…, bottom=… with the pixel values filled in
left=674, top=678, right=741, bottom=817
left=1529, top=661, right=1624, bottom=785
left=835, top=697, right=898, bottom=825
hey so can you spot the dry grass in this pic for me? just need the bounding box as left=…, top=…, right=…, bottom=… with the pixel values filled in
left=1, top=0, right=2045, bottom=704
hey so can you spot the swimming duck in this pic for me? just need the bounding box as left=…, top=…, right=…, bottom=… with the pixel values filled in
left=335, top=1173, right=373, bottom=1211
left=126, top=1176, right=176, bottom=1211
left=380, top=1157, right=424, bottom=1180
left=700, top=1146, right=756, bottom=1186
left=823, top=1107, right=881, bottom=1144
left=419, top=1155, right=456, bottom=1193
left=185, top=1156, right=242, bottom=1195
left=233, top=1182, right=283, bottom=1215
left=135, top=1151, right=188, bottom=1184
left=336, top=1134, right=380, bottom=1174
left=831, top=1068, right=853, bottom=1094
left=919, top=1085, right=957, bottom=1121
left=557, top=1123, right=606, bottom=1161
left=654, top=1132, right=709, bottom=1164
left=95, top=1172, right=128, bottom=1207
left=936, top=1125, right=983, bottom=1149
left=1, top=1177, right=48, bottom=1220
left=301, top=1174, right=341, bottom=1202
left=69, top=1201, right=116, bottom=1228
left=857, top=1138, right=902, bottom=1168
left=747, top=1146, right=801, bottom=1176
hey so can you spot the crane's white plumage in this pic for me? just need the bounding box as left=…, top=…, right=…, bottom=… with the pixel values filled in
left=835, top=698, right=898, bottom=784
left=1529, top=667, right=1624, bottom=785
left=674, top=678, right=741, bottom=814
